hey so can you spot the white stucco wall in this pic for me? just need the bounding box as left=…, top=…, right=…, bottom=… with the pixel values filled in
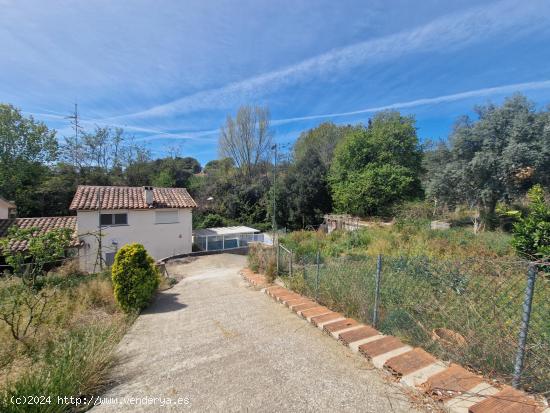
left=0, top=205, right=9, bottom=219
left=77, top=208, right=192, bottom=273
left=0, top=199, right=14, bottom=219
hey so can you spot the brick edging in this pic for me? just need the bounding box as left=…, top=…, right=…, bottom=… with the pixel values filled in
left=240, top=268, right=547, bottom=413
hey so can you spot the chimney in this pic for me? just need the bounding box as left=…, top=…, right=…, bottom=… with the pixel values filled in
left=144, top=186, right=154, bottom=206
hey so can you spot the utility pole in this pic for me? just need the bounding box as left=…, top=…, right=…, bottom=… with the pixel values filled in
left=94, top=189, right=104, bottom=272
left=271, top=144, right=277, bottom=233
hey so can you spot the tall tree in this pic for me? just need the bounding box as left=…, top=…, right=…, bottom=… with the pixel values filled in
left=0, top=104, right=58, bottom=216
left=425, top=94, right=550, bottom=227
left=293, top=122, right=358, bottom=169
left=285, top=147, right=332, bottom=229
left=329, top=111, right=423, bottom=216
left=218, top=105, right=272, bottom=178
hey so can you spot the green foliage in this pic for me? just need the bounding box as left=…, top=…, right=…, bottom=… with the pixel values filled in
left=111, top=244, right=160, bottom=313
left=0, top=104, right=58, bottom=217
left=151, top=169, right=176, bottom=187
left=195, top=213, right=230, bottom=229
left=0, top=103, right=202, bottom=217
left=190, top=160, right=271, bottom=229
left=0, top=227, right=73, bottom=286
left=280, top=220, right=514, bottom=262
left=329, top=111, right=423, bottom=216
left=293, top=122, right=359, bottom=169
left=512, top=185, right=550, bottom=261
left=279, top=147, right=332, bottom=229
left=425, top=94, right=550, bottom=226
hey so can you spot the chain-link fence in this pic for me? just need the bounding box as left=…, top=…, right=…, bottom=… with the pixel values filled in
left=275, top=245, right=549, bottom=396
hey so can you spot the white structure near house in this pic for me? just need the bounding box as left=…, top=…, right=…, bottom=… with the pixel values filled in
left=70, top=185, right=196, bottom=273
left=0, top=197, right=16, bottom=219
left=192, top=226, right=263, bottom=251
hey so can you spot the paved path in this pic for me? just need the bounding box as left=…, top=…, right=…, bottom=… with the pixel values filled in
left=93, top=254, right=422, bottom=412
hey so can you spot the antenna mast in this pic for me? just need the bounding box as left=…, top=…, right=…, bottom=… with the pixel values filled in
left=65, top=102, right=83, bottom=169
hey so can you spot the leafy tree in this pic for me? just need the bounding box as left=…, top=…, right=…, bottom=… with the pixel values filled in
left=37, top=163, right=80, bottom=216
left=284, top=147, right=332, bottom=229
left=152, top=169, right=176, bottom=187
left=511, top=185, right=550, bottom=262
left=0, top=104, right=58, bottom=216
left=329, top=111, right=423, bottom=216
left=293, top=122, right=358, bottom=169
left=203, top=158, right=234, bottom=175
left=426, top=94, right=550, bottom=227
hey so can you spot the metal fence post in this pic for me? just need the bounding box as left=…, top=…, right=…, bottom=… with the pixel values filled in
left=316, top=250, right=320, bottom=301
left=512, top=263, right=538, bottom=388
left=276, top=236, right=280, bottom=275
left=373, top=254, right=382, bottom=328
left=289, top=251, right=293, bottom=277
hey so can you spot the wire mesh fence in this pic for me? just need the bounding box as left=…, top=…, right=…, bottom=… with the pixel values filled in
left=271, top=243, right=550, bottom=396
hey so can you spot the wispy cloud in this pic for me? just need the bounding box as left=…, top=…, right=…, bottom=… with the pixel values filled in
left=24, top=110, right=215, bottom=142
left=271, top=80, right=550, bottom=125
left=110, top=0, right=550, bottom=122
left=30, top=80, right=550, bottom=144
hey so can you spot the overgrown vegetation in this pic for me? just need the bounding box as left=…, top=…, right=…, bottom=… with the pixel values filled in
left=0, top=267, right=131, bottom=413
left=250, top=212, right=549, bottom=394
left=283, top=252, right=549, bottom=394
left=0, top=229, right=138, bottom=412
left=247, top=243, right=276, bottom=283
left=0, top=227, right=73, bottom=286
left=279, top=218, right=515, bottom=261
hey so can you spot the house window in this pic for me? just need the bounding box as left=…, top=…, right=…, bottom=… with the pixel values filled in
left=155, top=210, right=179, bottom=224
left=100, top=213, right=128, bottom=226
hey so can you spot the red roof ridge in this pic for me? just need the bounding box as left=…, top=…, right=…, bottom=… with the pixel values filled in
left=69, top=185, right=197, bottom=211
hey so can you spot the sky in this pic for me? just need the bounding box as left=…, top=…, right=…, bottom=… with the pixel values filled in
left=2, top=0, right=550, bottom=165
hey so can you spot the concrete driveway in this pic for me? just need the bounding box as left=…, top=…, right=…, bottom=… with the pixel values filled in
left=93, top=254, right=422, bottom=412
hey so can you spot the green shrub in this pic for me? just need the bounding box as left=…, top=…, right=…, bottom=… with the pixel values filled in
left=111, top=244, right=160, bottom=313
left=512, top=185, right=550, bottom=262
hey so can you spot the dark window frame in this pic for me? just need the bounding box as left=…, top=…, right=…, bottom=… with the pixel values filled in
left=99, top=213, right=128, bottom=226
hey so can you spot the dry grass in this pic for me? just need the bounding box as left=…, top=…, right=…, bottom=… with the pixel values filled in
left=0, top=265, right=134, bottom=412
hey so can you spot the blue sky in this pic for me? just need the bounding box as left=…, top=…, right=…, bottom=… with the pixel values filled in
left=2, top=0, right=550, bottom=165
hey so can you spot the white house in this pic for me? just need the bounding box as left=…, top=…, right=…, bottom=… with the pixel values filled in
left=70, top=185, right=196, bottom=273
left=0, top=197, right=16, bottom=219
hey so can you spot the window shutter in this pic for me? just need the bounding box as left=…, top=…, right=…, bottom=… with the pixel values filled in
left=155, top=210, right=179, bottom=224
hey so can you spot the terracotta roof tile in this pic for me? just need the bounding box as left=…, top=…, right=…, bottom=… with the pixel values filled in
left=0, top=216, right=79, bottom=252
left=69, top=186, right=197, bottom=210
